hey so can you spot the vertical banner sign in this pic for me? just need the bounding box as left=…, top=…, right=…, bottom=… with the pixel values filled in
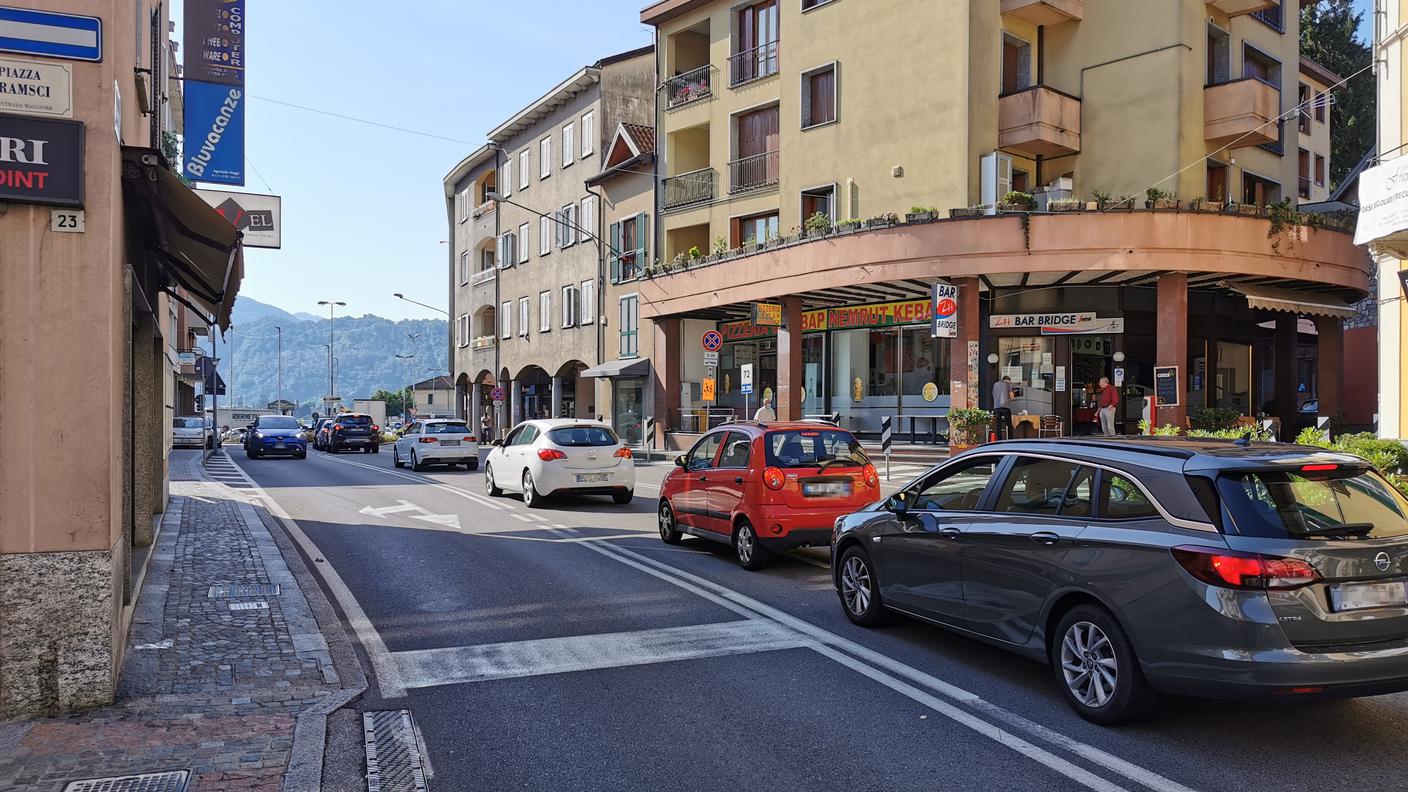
left=183, top=0, right=245, bottom=185
left=931, top=281, right=958, bottom=338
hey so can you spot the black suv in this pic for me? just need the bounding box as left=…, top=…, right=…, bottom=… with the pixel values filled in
left=323, top=413, right=380, bottom=454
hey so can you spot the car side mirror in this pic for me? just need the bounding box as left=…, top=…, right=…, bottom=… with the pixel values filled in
left=674, top=455, right=687, bottom=468
left=887, top=492, right=910, bottom=517
left=491, top=439, right=504, bottom=447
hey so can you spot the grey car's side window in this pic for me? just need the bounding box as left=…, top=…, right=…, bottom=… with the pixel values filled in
left=911, top=456, right=1001, bottom=512
left=1097, top=473, right=1158, bottom=519
left=992, top=457, right=1085, bottom=516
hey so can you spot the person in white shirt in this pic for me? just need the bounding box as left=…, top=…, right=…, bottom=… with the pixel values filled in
left=991, top=376, right=1014, bottom=440
left=753, top=402, right=776, bottom=422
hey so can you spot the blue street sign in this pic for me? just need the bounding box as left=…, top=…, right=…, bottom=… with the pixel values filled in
left=183, top=79, right=245, bottom=185
left=0, top=6, right=102, bottom=62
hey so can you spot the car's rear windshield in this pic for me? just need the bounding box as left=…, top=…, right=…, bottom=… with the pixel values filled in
left=425, top=422, right=470, bottom=435
left=257, top=417, right=301, bottom=430
left=173, top=417, right=204, bottom=429
left=764, top=429, right=868, bottom=469
left=338, top=415, right=372, bottom=426
left=547, top=426, right=619, bottom=447
left=1218, top=468, right=1408, bottom=540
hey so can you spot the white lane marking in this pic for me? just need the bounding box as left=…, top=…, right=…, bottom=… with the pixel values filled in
left=509, top=513, right=535, bottom=523
left=317, top=453, right=507, bottom=511
left=393, top=620, right=807, bottom=689
left=520, top=513, right=548, bottom=522
left=226, top=455, right=409, bottom=698
left=359, top=501, right=425, bottom=519
left=410, top=513, right=462, bottom=530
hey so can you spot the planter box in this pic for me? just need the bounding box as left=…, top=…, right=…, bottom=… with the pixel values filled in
left=1047, top=202, right=1082, bottom=213
left=1236, top=204, right=1262, bottom=217
left=807, top=229, right=827, bottom=239
left=836, top=222, right=861, bottom=234
left=997, top=203, right=1032, bottom=213
left=905, top=211, right=936, bottom=223
left=1195, top=201, right=1223, bottom=213
left=949, top=208, right=983, bottom=219
left=1148, top=199, right=1180, bottom=210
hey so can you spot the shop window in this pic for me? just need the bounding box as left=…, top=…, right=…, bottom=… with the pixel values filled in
left=868, top=330, right=898, bottom=397
left=997, top=337, right=1055, bottom=417
left=901, top=328, right=950, bottom=405
left=1215, top=341, right=1253, bottom=414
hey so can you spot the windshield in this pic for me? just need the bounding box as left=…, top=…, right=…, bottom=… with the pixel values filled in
left=425, top=422, right=470, bottom=435
left=547, top=426, right=619, bottom=447
left=257, top=417, right=301, bottom=430
left=173, top=417, right=205, bottom=429
left=764, top=429, right=868, bottom=469
left=338, top=415, right=372, bottom=426
left=1218, top=469, right=1408, bottom=540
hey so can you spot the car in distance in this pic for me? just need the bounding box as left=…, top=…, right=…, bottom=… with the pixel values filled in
left=659, top=421, right=881, bottom=570
left=831, top=437, right=1408, bottom=724
left=312, top=418, right=336, bottom=451
left=484, top=419, right=635, bottom=507
left=244, top=415, right=307, bottom=459
left=324, top=413, right=380, bottom=453
left=394, top=419, right=480, bottom=471
left=172, top=416, right=210, bottom=449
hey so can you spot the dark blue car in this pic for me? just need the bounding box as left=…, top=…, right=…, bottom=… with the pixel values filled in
left=245, top=415, right=307, bottom=459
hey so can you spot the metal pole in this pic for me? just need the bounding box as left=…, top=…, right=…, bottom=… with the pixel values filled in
left=329, top=305, right=336, bottom=402
left=229, top=324, right=235, bottom=408
left=276, top=326, right=283, bottom=414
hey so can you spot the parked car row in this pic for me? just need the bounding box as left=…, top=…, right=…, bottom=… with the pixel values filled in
left=652, top=423, right=1408, bottom=725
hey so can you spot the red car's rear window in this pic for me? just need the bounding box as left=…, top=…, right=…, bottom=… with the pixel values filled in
left=763, top=429, right=868, bottom=469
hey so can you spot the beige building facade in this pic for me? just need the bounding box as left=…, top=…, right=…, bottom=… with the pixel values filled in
left=446, top=146, right=500, bottom=432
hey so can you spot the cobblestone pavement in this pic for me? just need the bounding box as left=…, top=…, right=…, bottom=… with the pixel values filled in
left=0, top=451, right=363, bottom=792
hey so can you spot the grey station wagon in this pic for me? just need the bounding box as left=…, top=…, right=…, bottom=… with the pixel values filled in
left=831, top=438, right=1408, bottom=724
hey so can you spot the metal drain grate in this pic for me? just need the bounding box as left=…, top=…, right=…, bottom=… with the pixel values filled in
left=207, top=583, right=280, bottom=598
left=364, top=710, right=429, bottom=792
left=228, top=601, right=269, bottom=611
left=64, top=770, right=190, bottom=792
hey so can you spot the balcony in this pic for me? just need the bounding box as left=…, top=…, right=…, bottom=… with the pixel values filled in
left=1000, top=0, right=1082, bottom=25
left=729, top=41, right=779, bottom=88
left=729, top=151, right=779, bottom=194
left=472, top=199, right=496, bottom=219
left=472, top=335, right=495, bottom=351
left=665, top=66, right=713, bottom=109
left=472, top=268, right=496, bottom=287
left=998, top=86, right=1081, bottom=157
left=1204, top=78, right=1279, bottom=149
left=663, top=168, right=717, bottom=210
left=1206, top=0, right=1278, bottom=17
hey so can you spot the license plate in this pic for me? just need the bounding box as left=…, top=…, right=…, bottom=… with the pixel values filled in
left=803, top=482, right=852, bottom=497
left=441, top=439, right=460, bottom=446
left=274, top=442, right=285, bottom=449
left=1330, top=581, right=1408, bottom=612
left=576, top=473, right=609, bottom=483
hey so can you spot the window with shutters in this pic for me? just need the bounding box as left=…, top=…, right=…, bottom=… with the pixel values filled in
left=619, top=295, right=640, bottom=358
left=501, top=300, right=512, bottom=339
left=540, top=215, right=552, bottom=255
left=540, top=291, right=552, bottom=332
left=801, top=63, right=837, bottom=129
left=581, top=110, right=595, bottom=157
left=561, top=205, right=577, bottom=247
left=540, top=137, right=552, bottom=179
left=1315, top=154, right=1326, bottom=186
left=497, top=232, right=515, bottom=268
left=502, top=158, right=513, bottom=198
left=518, top=296, right=530, bottom=336
left=610, top=214, right=648, bottom=282
left=562, top=122, right=574, bottom=168
left=562, top=284, right=578, bottom=328
left=731, top=0, right=779, bottom=87
left=519, top=149, right=530, bottom=190
left=518, top=223, right=529, bottom=263
left=458, top=313, right=469, bottom=347
left=580, top=195, right=596, bottom=243
left=459, top=251, right=469, bottom=284
left=580, top=278, right=595, bottom=325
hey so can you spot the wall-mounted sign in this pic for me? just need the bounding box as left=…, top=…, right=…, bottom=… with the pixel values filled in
left=721, top=297, right=936, bottom=341
left=184, top=0, right=244, bottom=85
left=931, top=281, right=958, bottom=338
left=752, top=302, right=782, bottom=327
left=0, top=56, right=71, bottom=118
left=194, top=189, right=281, bottom=248
left=0, top=7, right=102, bottom=63
left=1356, top=156, right=1408, bottom=249
left=990, top=313, right=1126, bottom=336
left=1154, top=365, right=1180, bottom=407
left=921, top=382, right=939, bottom=402
left=0, top=113, right=82, bottom=205
left=49, top=207, right=82, bottom=232
left=183, top=0, right=246, bottom=185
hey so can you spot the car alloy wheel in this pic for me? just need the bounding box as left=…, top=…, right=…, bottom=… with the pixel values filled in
left=522, top=471, right=541, bottom=508
left=658, top=501, right=682, bottom=544
left=485, top=464, right=502, bottom=497
left=734, top=520, right=768, bottom=571
left=1060, top=621, right=1118, bottom=709
left=841, top=555, right=872, bottom=617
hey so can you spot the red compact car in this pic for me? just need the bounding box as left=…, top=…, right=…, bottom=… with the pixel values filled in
left=657, top=421, right=882, bottom=570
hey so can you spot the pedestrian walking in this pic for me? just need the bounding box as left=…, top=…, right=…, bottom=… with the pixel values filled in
left=480, top=412, right=492, bottom=444
left=753, top=400, right=776, bottom=422
left=991, top=376, right=1014, bottom=440
left=1098, top=376, right=1120, bottom=436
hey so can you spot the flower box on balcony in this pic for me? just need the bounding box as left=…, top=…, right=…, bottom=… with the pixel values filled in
left=1194, top=200, right=1224, bottom=213
left=1047, top=199, right=1083, bottom=212
left=949, top=207, right=984, bottom=219
left=997, top=203, right=1030, bottom=213
left=1236, top=203, right=1263, bottom=217
left=1148, top=199, right=1181, bottom=211
left=905, top=210, right=937, bottom=223
left=836, top=220, right=862, bottom=233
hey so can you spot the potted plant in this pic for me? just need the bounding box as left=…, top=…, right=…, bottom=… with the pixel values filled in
left=742, top=236, right=758, bottom=254
left=805, top=211, right=833, bottom=238
left=946, top=407, right=994, bottom=454
left=836, top=217, right=862, bottom=233
left=687, top=245, right=703, bottom=262
left=998, top=191, right=1036, bottom=213
left=865, top=212, right=898, bottom=228
left=1144, top=187, right=1180, bottom=210
left=905, top=206, right=938, bottom=223
left=1047, top=198, right=1083, bottom=212
left=1091, top=190, right=1112, bottom=211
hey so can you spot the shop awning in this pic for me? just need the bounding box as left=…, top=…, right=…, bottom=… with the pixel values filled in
left=1224, top=283, right=1357, bottom=319
left=122, top=148, right=244, bottom=331
left=581, top=358, right=651, bottom=378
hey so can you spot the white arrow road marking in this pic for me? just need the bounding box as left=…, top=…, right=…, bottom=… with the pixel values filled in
left=410, top=513, right=462, bottom=530
left=359, top=500, right=425, bottom=519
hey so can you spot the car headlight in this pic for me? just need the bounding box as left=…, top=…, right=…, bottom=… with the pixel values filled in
left=251, top=431, right=262, bottom=439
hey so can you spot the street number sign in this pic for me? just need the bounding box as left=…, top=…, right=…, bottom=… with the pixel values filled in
left=50, top=208, right=83, bottom=232
left=702, top=330, right=723, bottom=352
left=490, top=386, right=506, bottom=402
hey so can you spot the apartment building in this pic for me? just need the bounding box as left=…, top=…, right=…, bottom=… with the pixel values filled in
left=445, top=145, right=500, bottom=431
left=485, top=46, right=654, bottom=426
left=639, top=0, right=1365, bottom=445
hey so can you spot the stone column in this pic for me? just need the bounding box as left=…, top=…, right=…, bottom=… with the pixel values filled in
left=776, top=297, right=804, bottom=420
left=1156, top=274, right=1189, bottom=429
left=550, top=376, right=563, bottom=418
left=1274, top=313, right=1299, bottom=430
left=132, top=318, right=162, bottom=548
left=470, top=383, right=481, bottom=428
left=651, top=317, right=681, bottom=447
left=509, top=379, right=520, bottom=426
left=949, top=277, right=980, bottom=410
left=1315, top=315, right=1344, bottom=421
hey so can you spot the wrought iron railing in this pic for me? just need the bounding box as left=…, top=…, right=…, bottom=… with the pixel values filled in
left=728, top=151, right=779, bottom=194
left=663, top=168, right=717, bottom=210
left=729, top=40, right=779, bottom=87
left=665, top=65, right=713, bottom=108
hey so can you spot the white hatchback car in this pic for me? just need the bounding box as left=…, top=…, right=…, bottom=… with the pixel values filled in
left=393, top=418, right=481, bottom=471
left=484, top=419, right=635, bottom=507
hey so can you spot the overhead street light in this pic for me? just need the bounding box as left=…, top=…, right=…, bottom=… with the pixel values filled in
left=318, top=300, right=346, bottom=406
left=393, top=292, right=449, bottom=316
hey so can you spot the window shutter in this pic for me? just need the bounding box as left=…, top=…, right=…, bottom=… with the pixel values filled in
left=503, top=159, right=512, bottom=197
left=635, top=212, right=649, bottom=263
left=609, top=222, right=621, bottom=283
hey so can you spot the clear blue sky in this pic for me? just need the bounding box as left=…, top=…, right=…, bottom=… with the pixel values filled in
left=177, top=1, right=652, bottom=321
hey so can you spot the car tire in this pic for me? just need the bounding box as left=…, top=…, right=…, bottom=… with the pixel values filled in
left=612, top=490, right=634, bottom=505
left=485, top=464, right=502, bottom=497
left=522, top=471, right=544, bottom=508
left=393, top=447, right=403, bottom=468
left=372, top=445, right=380, bottom=454
left=658, top=501, right=682, bottom=545
left=837, top=546, right=886, bottom=627
left=466, top=459, right=479, bottom=471
left=733, top=519, right=769, bottom=571
left=1052, top=605, right=1155, bottom=725
left=295, top=449, right=307, bottom=460
left=411, top=450, right=426, bottom=472
left=246, top=449, right=257, bottom=459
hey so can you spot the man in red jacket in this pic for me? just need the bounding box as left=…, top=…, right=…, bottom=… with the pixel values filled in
left=1098, top=376, right=1120, bottom=436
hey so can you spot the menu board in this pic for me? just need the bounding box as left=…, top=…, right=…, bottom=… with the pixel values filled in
left=1154, top=365, right=1180, bottom=407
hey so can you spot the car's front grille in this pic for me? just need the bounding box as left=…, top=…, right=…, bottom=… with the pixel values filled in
left=1291, top=635, right=1408, bottom=655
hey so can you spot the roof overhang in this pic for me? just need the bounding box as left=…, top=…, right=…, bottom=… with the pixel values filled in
left=641, top=0, right=713, bottom=25
left=488, top=68, right=600, bottom=144
left=581, top=358, right=651, bottom=378
left=1299, top=56, right=1343, bottom=88
left=586, top=153, right=654, bottom=186
left=1224, top=282, right=1357, bottom=319
left=443, top=144, right=496, bottom=196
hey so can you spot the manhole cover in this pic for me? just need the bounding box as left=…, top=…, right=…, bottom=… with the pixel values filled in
left=207, top=583, right=279, bottom=598
left=364, top=710, right=429, bottom=792
left=64, top=770, right=190, bottom=791
left=228, top=601, right=269, bottom=611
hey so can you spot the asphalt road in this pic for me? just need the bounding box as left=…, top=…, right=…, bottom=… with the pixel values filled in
left=225, top=444, right=1408, bottom=792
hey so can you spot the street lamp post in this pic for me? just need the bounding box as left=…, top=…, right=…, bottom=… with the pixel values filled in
left=395, top=352, right=415, bottom=420
left=392, top=292, right=449, bottom=316
left=275, top=325, right=283, bottom=414
left=318, top=300, right=346, bottom=409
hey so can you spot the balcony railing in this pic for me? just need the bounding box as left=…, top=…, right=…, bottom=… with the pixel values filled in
left=472, top=335, right=495, bottom=351
left=663, top=168, right=717, bottom=210
left=473, top=199, right=496, bottom=218
left=665, top=65, right=713, bottom=109
left=728, top=151, right=779, bottom=194
left=1204, top=78, right=1279, bottom=149
left=729, top=40, right=779, bottom=87
left=472, top=268, right=496, bottom=286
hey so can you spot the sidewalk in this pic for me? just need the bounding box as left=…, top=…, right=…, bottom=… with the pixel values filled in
left=0, top=451, right=364, bottom=792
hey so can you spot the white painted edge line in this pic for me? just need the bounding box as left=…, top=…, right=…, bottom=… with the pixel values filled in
left=316, top=453, right=508, bottom=511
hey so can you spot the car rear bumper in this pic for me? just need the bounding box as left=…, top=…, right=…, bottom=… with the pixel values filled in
left=1148, top=643, right=1408, bottom=700
left=752, top=506, right=865, bottom=548
left=172, top=437, right=206, bottom=447
left=535, top=463, right=636, bottom=495
left=413, top=444, right=480, bottom=462
left=332, top=436, right=377, bottom=447
left=758, top=528, right=833, bottom=550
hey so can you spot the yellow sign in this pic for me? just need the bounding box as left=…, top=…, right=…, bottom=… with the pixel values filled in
left=752, top=302, right=783, bottom=326
left=922, top=382, right=939, bottom=402
left=763, top=387, right=774, bottom=405
left=702, top=378, right=716, bottom=401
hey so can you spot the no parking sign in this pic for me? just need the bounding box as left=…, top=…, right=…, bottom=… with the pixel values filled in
left=702, top=330, right=723, bottom=352
left=490, top=386, right=506, bottom=402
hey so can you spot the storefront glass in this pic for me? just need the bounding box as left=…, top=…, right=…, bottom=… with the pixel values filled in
left=719, top=339, right=776, bottom=419
left=802, top=334, right=825, bottom=416
left=899, top=328, right=950, bottom=410
left=998, top=337, right=1055, bottom=417
left=1216, top=341, right=1253, bottom=413
left=613, top=377, right=645, bottom=445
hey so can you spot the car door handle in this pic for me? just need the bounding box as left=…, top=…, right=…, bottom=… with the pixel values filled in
left=1029, top=531, right=1061, bottom=545
left=938, top=527, right=962, bottom=540
left=698, top=475, right=709, bottom=481
left=734, top=476, right=744, bottom=484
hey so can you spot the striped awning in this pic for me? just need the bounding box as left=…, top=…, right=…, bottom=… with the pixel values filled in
left=1224, top=283, right=1357, bottom=319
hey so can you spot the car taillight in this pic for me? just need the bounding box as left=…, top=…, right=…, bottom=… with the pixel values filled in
left=1171, top=545, right=1321, bottom=590
left=862, top=463, right=879, bottom=489
left=614, top=447, right=633, bottom=459
left=763, top=466, right=786, bottom=490
left=372, top=425, right=380, bottom=433
left=538, top=448, right=567, bottom=461
left=463, top=436, right=475, bottom=442
left=418, top=437, right=438, bottom=444
left=1301, top=464, right=1338, bottom=472
left=333, top=424, right=342, bottom=431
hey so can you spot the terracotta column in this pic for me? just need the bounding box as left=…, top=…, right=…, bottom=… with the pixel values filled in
left=1272, top=313, right=1297, bottom=431
left=949, top=277, right=981, bottom=410
left=651, top=317, right=681, bottom=447
left=776, top=297, right=804, bottom=420
left=1156, top=273, right=1188, bottom=429
left=1315, top=315, right=1344, bottom=421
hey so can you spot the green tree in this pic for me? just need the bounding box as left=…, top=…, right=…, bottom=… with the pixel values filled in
left=370, top=388, right=409, bottom=418
left=1300, top=0, right=1373, bottom=189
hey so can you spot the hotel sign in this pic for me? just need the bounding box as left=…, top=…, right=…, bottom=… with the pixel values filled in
left=990, top=313, right=1125, bottom=335
left=0, top=56, right=71, bottom=118
left=0, top=113, right=82, bottom=206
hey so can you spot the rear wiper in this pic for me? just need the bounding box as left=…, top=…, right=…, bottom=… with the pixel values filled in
left=1300, top=522, right=1374, bottom=539
left=816, top=456, right=860, bottom=472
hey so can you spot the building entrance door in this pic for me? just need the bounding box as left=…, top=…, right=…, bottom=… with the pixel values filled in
left=1069, top=335, right=1114, bottom=435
